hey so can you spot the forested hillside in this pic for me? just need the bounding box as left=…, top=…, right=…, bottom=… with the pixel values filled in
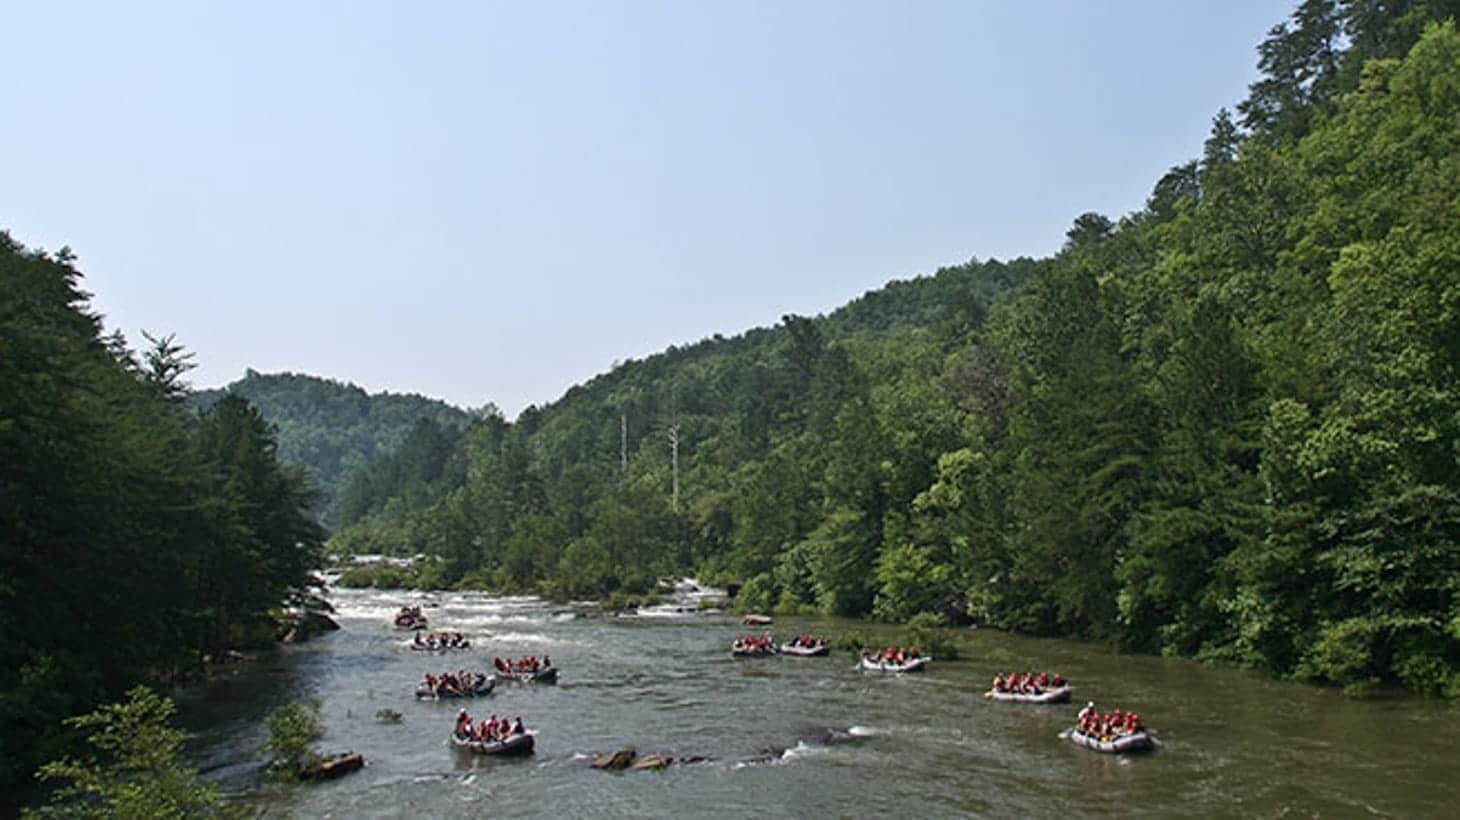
left=194, top=371, right=472, bottom=530
left=0, top=235, right=323, bottom=798
left=327, top=254, right=1041, bottom=578
left=336, top=2, right=1460, bottom=697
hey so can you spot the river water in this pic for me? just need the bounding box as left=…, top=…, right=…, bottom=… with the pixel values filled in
left=175, top=586, right=1457, bottom=818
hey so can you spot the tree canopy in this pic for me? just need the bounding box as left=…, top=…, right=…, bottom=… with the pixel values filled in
left=192, top=371, right=471, bottom=531
left=1, top=235, right=323, bottom=803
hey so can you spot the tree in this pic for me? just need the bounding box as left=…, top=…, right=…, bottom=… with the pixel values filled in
left=1063, top=212, right=1115, bottom=251
left=262, top=700, right=325, bottom=779
left=139, top=331, right=196, bottom=405
left=1202, top=108, right=1242, bottom=169
left=26, top=687, right=221, bottom=819
left=1239, top=0, right=1343, bottom=141
left=1147, top=161, right=1201, bottom=221
left=192, top=395, right=324, bottom=653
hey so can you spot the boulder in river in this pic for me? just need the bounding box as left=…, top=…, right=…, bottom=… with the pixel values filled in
left=592, top=748, right=639, bottom=771
left=300, top=752, right=365, bottom=781
left=629, top=753, right=675, bottom=771
left=592, top=747, right=712, bottom=772
left=280, top=612, right=342, bottom=643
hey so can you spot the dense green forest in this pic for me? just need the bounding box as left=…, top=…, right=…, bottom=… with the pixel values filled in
left=336, top=2, right=1460, bottom=697
left=0, top=235, right=323, bottom=800
left=193, top=371, right=472, bottom=531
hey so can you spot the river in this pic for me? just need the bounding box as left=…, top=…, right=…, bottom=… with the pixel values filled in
left=174, top=585, right=1458, bottom=818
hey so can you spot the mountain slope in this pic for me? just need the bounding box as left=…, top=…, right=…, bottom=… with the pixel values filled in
left=193, top=370, right=472, bottom=529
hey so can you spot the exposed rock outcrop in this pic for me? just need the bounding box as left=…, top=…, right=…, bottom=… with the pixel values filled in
left=591, top=748, right=639, bottom=771
left=280, top=611, right=341, bottom=643
left=591, top=747, right=710, bottom=772
left=300, top=752, right=364, bottom=780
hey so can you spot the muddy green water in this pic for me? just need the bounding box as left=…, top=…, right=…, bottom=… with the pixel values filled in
left=175, top=587, right=1457, bottom=818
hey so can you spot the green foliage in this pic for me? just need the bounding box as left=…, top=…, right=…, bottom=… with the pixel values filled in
left=733, top=574, right=775, bottom=614
left=602, top=588, right=661, bottom=611
left=262, top=700, right=324, bottom=779
left=873, top=544, right=953, bottom=622
left=834, top=629, right=874, bottom=657
left=192, top=395, right=326, bottom=652
left=803, top=507, right=878, bottom=617
left=902, top=613, right=960, bottom=661
left=1, top=234, right=328, bottom=801
left=1296, top=618, right=1383, bottom=695
left=193, top=372, right=472, bottom=531
left=336, top=562, right=424, bottom=589
left=25, top=687, right=222, bottom=820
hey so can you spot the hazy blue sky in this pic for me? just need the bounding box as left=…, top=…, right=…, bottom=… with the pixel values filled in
left=3, top=1, right=1291, bottom=415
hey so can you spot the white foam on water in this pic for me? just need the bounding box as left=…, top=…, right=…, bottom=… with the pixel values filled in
left=438, top=593, right=543, bottom=609
left=336, top=600, right=416, bottom=620
left=330, top=589, right=549, bottom=621
left=780, top=741, right=828, bottom=761
left=479, top=632, right=555, bottom=645
left=848, top=725, right=879, bottom=737
left=445, top=614, right=543, bottom=627
left=634, top=608, right=696, bottom=619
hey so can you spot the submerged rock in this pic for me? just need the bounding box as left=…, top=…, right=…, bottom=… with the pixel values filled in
left=801, top=728, right=862, bottom=747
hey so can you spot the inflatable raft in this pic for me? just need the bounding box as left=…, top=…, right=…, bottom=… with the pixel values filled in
left=780, top=643, right=829, bottom=657
left=498, top=666, right=559, bottom=684
left=410, top=641, right=471, bottom=651
left=986, top=685, right=1071, bottom=704
left=416, top=677, right=496, bottom=698
left=732, top=642, right=777, bottom=658
left=1066, top=729, right=1153, bottom=754
left=859, top=656, right=928, bottom=673
left=451, top=731, right=536, bottom=756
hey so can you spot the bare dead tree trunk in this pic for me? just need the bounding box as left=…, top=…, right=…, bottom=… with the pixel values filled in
left=668, top=422, right=680, bottom=511
left=620, top=413, right=628, bottom=480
